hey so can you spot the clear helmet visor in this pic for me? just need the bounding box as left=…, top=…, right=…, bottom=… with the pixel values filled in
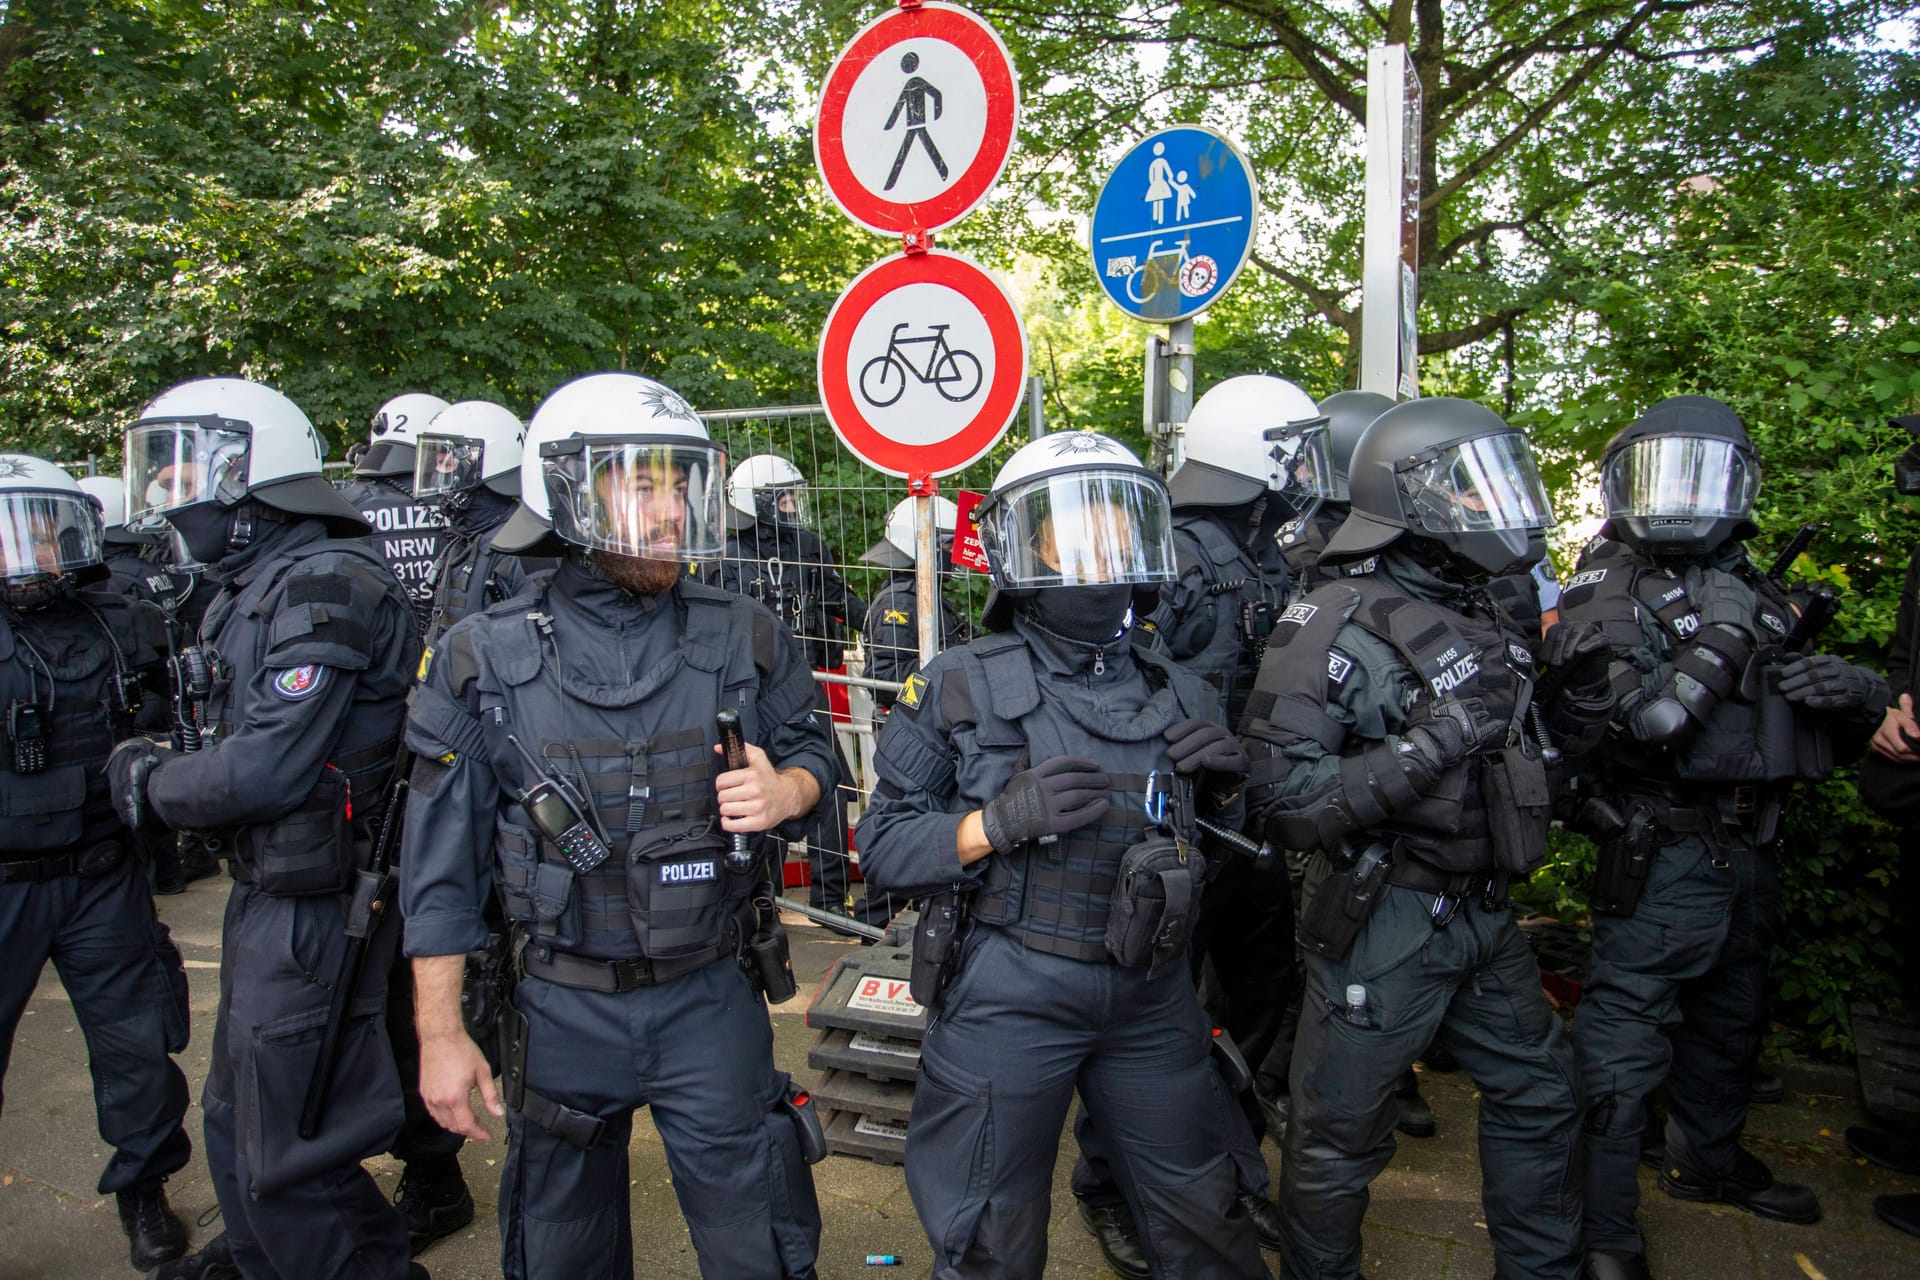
left=125, top=421, right=250, bottom=523
left=1603, top=436, right=1759, bottom=520
left=1266, top=419, right=1337, bottom=501
left=1402, top=432, right=1555, bottom=534
left=544, top=440, right=727, bottom=561
left=414, top=433, right=488, bottom=498
left=754, top=484, right=811, bottom=530
left=982, top=470, right=1178, bottom=588
left=0, top=492, right=104, bottom=581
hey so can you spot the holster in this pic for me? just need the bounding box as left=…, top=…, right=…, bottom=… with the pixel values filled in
left=1104, top=833, right=1207, bottom=976
left=1479, top=744, right=1553, bottom=877
left=778, top=1078, right=828, bottom=1165
left=499, top=999, right=605, bottom=1150
left=1586, top=799, right=1660, bottom=917
left=1298, top=841, right=1392, bottom=960
left=909, top=890, right=967, bottom=1012
left=744, top=889, right=798, bottom=1004
left=462, top=929, right=515, bottom=1077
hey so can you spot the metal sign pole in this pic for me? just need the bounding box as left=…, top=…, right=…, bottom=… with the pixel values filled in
left=912, top=480, right=938, bottom=666
left=1165, top=317, right=1195, bottom=474
left=1362, top=44, right=1421, bottom=400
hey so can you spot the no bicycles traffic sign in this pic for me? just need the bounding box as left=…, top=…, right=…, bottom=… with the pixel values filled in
left=817, top=249, right=1028, bottom=479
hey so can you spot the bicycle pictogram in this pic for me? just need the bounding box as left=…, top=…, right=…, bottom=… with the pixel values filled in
left=858, top=323, right=985, bottom=407
left=1123, top=236, right=1221, bottom=305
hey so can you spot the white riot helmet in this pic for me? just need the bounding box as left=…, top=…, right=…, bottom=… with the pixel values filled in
left=76, top=475, right=127, bottom=529
left=493, top=373, right=727, bottom=560
left=124, top=377, right=365, bottom=536
left=861, top=496, right=960, bottom=568
left=413, top=400, right=526, bottom=503
left=0, top=455, right=106, bottom=607
left=976, top=432, right=1177, bottom=591
left=356, top=392, right=453, bottom=478
left=1173, top=375, right=1335, bottom=512
left=727, top=454, right=809, bottom=530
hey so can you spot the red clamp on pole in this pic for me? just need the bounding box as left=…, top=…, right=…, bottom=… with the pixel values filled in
left=908, top=473, right=938, bottom=497
left=902, top=227, right=932, bottom=256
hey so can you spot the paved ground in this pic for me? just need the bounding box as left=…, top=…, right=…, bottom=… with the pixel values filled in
left=4, top=875, right=1919, bottom=1279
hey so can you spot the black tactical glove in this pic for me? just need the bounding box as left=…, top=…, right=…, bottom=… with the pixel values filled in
left=1778, top=654, right=1891, bottom=711
left=980, top=755, right=1113, bottom=853
left=1683, top=566, right=1757, bottom=638
left=1162, top=717, right=1249, bottom=780
left=1538, top=619, right=1613, bottom=700
left=1396, top=717, right=1471, bottom=793
left=107, top=738, right=173, bottom=832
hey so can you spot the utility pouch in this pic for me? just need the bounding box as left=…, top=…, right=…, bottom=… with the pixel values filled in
left=1104, top=833, right=1206, bottom=975
left=1591, top=804, right=1659, bottom=917
left=245, top=764, right=354, bottom=897
left=746, top=891, right=798, bottom=1004
left=1298, top=841, right=1392, bottom=960
left=779, top=1079, right=828, bottom=1165
left=462, top=929, right=515, bottom=1076
left=909, top=890, right=966, bottom=1012
left=1479, top=744, right=1552, bottom=876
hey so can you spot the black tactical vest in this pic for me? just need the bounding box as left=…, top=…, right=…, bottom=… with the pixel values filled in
left=948, top=632, right=1212, bottom=961
left=0, top=588, right=146, bottom=856
left=1246, top=576, right=1537, bottom=874
left=1166, top=511, right=1288, bottom=724
left=448, top=582, right=775, bottom=961
left=1561, top=538, right=1819, bottom=783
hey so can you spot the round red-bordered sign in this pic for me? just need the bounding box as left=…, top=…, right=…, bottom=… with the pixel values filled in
left=818, top=249, right=1028, bottom=478
left=814, top=3, right=1019, bottom=235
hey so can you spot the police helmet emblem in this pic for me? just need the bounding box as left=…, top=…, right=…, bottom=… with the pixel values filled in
left=636, top=383, right=699, bottom=425
left=1046, top=432, right=1120, bottom=457
left=0, top=458, right=27, bottom=479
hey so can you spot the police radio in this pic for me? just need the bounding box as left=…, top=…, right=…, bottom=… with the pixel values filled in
left=505, top=735, right=611, bottom=874
left=8, top=701, right=47, bottom=775
left=715, top=710, right=758, bottom=875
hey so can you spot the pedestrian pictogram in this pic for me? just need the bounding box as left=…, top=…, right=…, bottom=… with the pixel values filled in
left=818, top=249, right=1027, bottom=479
left=815, top=3, right=1020, bottom=235
left=1090, top=125, right=1261, bottom=323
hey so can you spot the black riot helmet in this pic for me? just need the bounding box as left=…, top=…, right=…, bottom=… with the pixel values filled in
left=1600, top=396, right=1760, bottom=557
left=1317, top=390, right=1396, bottom=502
left=1321, top=396, right=1554, bottom=579
left=1893, top=413, right=1920, bottom=497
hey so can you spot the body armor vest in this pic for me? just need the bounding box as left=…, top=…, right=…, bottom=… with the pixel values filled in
left=1167, top=511, right=1287, bottom=724
left=200, top=539, right=411, bottom=832
left=1562, top=538, right=1820, bottom=784
left=0, top=587, right=145, bottom=855
left=455, top=582, right=771, bottom=961
left=424, top=518, right=539, bottom=648
left=340, top=478, right=446, bottom=636
left=952, top=632, right=1212, bottom=961
left=1248, top=576, right=1537, bottom=875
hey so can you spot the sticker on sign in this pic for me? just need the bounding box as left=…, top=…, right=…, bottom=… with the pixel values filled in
left=847, top=975, right=922, bottom=1017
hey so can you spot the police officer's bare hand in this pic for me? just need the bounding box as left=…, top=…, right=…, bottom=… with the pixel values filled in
left=419, top=1031, right=502, bottom=1143
left=1538, top=619, right=1612, bottom=698
left=1778, top=653, right=1890, bottom=711
left=716, top=742, right=818, bottom=832
left=1162, top=717, right=1248, bottom=779
left=1870, top=693, right=1920, bottom=762
left=980, top=755, right=1112, bottom=853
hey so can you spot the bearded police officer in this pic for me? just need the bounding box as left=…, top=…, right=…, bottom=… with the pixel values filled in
left=401, top=373, right=831, bottom=1280
left=1241, top=398, right=1615, bottom=1280
left=1559, top=397, right=1891, bottom=1280
left=858, top=431, right=1271, bottom=1280
left=110, top=378, right=423, bottom=1280
left=1068, top=375, right=1331, bottom=1274
left=0, top=456, right=193, bottom=1273
left=340, top=393, right=453, bottom=633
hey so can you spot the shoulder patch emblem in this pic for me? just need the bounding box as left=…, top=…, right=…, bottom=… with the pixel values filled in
left=897, top=672, right=928, bottom=711
left=1327, top=649, right=1354, bottom=684
left=883, top=609, right=910, bottom=625
left=272, top=663, right=327, bottom=701
left=417, top=647, right=434, bottom=682
left=1566, top=568, right=1607, bottom=590
left=1281, top=601, right=1319, bottom=626
left=1759, top=611, right=1787, bottom=635
left=1508, top=641, right=1535, bottom=668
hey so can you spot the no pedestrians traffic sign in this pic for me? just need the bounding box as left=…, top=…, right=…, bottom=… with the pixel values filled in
left=817, top=249, right=1028, bottom=479
left=815, top=3, right=1020, bottom=235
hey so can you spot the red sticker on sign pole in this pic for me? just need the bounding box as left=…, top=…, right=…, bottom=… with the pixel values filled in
left=814, top=2, right=1020, bottom=235
left=818, top=249, right=1028, bottom=479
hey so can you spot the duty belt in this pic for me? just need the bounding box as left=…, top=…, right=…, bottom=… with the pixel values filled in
left=1385, top=859, right=1510, bottom=927
left=0, top=851, right=85, bottom=884
left=520, top=940, right=730, bottom=992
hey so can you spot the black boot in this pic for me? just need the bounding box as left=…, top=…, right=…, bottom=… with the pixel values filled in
left=1075, top=1197, right=1149, bottom=1280
left=395, top=1162, right=475, bottom=1256
left=146, top=1231, right=238, bottom=1280
left=1582, top=1249, right=1652, bottom=1280
left=1847, top=1123, right=1920, bottom=1175
left=177, top=839, right=220, bottom=885
left=1748, top=1070, right=1785, bottom=1105
left=1394, top=1070, right=1436, bottom=1139
left=115, top=1179, right=186, bottom=1271
left=1237, top=1190, right=1285, bottom=1251
left=1875, top=1191, right=1920, bottom=1238
left=1660, top=1148, right=1821, bottom=1224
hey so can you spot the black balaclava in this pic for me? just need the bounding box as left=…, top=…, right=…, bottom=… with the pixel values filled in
left=1025, top=583, right=1134, bottom=644
left=167, top=502, right=242, bottom=566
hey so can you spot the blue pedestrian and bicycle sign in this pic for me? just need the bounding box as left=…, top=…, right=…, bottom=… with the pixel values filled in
left=1090, top=125, right=1261, bottom=322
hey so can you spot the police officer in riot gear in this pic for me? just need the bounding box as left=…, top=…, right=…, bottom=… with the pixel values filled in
left=0, top=455, right=193, bottom=1273
left=79, top=475, right=160, bottom=594
left=340, top=392, right=454, bottom=633
left=1068, top=375, right=1329, bottom=1272
left=859, top=431, right=1272, bottom=1280
left=109, top=377, right=423, bottom=1280
left=1559, top=397, right=1891, bottom=1280
left=400, top=373, right=833, bottom=1280
left=860, top=494, right=967, bottom=709
left=1276, top=388, right=1394, bottom=581
left=1241, top=397, right=1613, bottom=1280
left=710, top=453, right=866, bottom=920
